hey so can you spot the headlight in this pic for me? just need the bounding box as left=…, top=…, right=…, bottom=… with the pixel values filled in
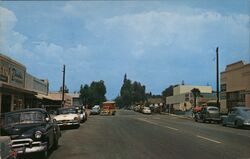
left=35, top=131, right=42, bottom=139
left=74, top=117, right=78, bottom=120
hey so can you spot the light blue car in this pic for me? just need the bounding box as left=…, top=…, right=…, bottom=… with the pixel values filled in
left=221, top=106, right=250, bottom=128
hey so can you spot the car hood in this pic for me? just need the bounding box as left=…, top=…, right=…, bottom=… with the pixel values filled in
left=54, top=114, right=78, bottom=121
left=2, top=123, right=46, bottom=139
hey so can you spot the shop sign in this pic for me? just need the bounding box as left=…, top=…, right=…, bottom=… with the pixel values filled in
left=0, top=60, right=10, bottom=82
left=10, top=65, right=25, bottom=87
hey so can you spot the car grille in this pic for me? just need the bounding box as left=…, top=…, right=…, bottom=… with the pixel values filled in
left=11, top=138, right=41, bottom=149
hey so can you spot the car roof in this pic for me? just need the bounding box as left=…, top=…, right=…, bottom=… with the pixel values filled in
left=5, top=108, right=47, bottom=115
left=232, top=106, right=250, bottom=110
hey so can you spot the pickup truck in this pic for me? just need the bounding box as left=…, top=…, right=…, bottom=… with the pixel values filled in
left=194, top=106, right=221, bottom=123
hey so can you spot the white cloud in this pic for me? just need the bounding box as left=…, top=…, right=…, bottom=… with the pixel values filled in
left=90, top=10, right=249, bottom=57
left=0, top=7, right=29, bottom=56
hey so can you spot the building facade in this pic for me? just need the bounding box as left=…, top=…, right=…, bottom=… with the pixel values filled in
left=220, top=61, right=250, bottom=112
left=0, top=53, right=50, bottom=114
left=166, top=85, right=216, bottom=111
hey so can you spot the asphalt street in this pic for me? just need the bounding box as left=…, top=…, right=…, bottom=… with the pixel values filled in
left=48, top=110, right=250, bottom=159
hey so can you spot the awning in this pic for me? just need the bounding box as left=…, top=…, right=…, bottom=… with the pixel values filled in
left=35, top=94, right=55, bottom=100
left=0, top=83, right=37, bottom=95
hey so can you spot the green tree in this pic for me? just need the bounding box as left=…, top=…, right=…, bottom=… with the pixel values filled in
left=59, top=85, right=69, bottom=93
left=79, top=84, right=90, bottom=106
left=191, top=88, right=201, bottom=107
left=117, top=74, right=146, bottom=108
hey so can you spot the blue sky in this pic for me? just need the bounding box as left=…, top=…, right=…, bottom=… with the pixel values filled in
left=0, top=1, right=249, bottom=99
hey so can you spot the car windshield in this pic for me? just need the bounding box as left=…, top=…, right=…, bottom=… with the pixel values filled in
left=241, top=109, right=250, bottom=117
left=5, top=111, right=45, bottom=126
left=59, top=108, right=77, bottom=114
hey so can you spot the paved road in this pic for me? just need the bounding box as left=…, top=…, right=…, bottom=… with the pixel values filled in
left=48, top=110, right=250, bottom=159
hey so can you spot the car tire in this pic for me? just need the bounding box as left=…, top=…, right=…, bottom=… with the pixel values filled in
left=235, top=120, right=242, bottom=128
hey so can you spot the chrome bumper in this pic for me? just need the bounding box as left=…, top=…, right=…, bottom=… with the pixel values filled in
left=11, top=138, right=47, bottom=154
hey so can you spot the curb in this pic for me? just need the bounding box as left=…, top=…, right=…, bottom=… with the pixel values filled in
left=162, top=112, right=193, bottom=120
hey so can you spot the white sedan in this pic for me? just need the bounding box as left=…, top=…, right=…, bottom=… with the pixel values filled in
left=142, top=107, right=151, bottom=114
left=54, top=107, right=80, bottom=128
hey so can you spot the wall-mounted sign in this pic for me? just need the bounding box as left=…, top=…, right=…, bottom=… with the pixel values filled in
left=10, top=65, right=25, bottom=88
left=0, top=60, right=10, bottom=82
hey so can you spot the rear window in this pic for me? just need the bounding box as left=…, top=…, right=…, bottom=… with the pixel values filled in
left=208, top=107, right=218, bottom=111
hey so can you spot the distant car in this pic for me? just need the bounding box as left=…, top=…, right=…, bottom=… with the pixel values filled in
left=142, top=107, right=151, bottom=114
left=221, top=107, right=250, bottom=128
left=1, top=108, right=61, bottom=158
left=90, top=105, right=100, bottom=115
left=194, top=106, right=221, bottom=123
left=54, top=107, right=80, bottom=128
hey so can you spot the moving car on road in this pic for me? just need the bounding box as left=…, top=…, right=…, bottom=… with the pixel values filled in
left=1, top=108, right=61, bottom=158
left=221, top=106, right=250, bottom=128
left=194, top=106, right=221, bottom=123
left=90, top=105, right=101, bottom=115
left=101, top=101, right=116, bottom=116
left=54, top=107, right=80, bottom=128
left=142, top=107, right=151, bottom=114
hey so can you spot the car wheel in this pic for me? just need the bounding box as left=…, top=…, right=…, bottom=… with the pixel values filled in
left=235, top=120, right=242, bottom=128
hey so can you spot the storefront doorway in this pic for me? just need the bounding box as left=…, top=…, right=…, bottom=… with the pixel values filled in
left=1, top=94, right=11, bottom=114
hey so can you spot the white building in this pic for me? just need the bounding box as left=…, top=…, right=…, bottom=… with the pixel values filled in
left=166, top=85, right=215, bottom=111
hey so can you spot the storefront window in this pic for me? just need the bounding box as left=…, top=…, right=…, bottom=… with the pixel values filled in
left=13, top=95, right=24, bottom=110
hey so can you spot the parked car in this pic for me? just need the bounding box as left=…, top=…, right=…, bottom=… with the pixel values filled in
left=75, top=106, right=87, bottom=122
left=221, top=107, right=250, bottom=128
left=90, top=105, right=100, bottom=115
left=194, top=106, right=221, bottom=123
left=1, top=108, right=61, bottom=158
left=0, top=136, right=17, bottom=159
left=142, top=107, right=151, bottom=114
left=54, top=107, right=80, bottom=128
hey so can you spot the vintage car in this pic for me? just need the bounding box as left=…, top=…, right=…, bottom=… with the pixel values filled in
left=90, top=105, right=100, bottom=115
left=54, top=107, right=80, bottom=128
left=1, top=108, right=61, bottom=158
left=142, top=107, right=152, bottom=114
left=0, top=136, right=17, bottom=159
left=74, top=106, right=87, bottom=122
left=194, top=106, right=221, bottom=123
left=221, top=106, right=250, bottom=128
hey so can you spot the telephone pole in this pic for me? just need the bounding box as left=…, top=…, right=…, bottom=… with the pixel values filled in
left=62, top=64, right=65, bottom=107
left=216, top=47, right=220, bottom=110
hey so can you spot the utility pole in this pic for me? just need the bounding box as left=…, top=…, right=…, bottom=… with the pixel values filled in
left=62, top=65, right=65, bottom=107
left=216, top=47, right=220, bottom=110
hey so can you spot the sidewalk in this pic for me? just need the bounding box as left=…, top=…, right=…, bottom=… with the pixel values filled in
left=161, top=110, right=194, bottom=120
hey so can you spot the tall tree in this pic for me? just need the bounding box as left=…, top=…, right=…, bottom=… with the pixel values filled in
left=191, top=88, right=201, bottom=107
left=79, top=84, right=90, bottom=106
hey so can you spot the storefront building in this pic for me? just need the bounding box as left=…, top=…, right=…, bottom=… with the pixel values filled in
left=220, top=61, right=250, bottom=112
left=0, top=53, right=50, bottom=115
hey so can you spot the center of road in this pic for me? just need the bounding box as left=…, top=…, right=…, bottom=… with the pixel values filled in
left=137, top=117, right=223, bottom=144
left=137, top=118, right=179, bottom=131
left=196, top=135, right=222, bottom=144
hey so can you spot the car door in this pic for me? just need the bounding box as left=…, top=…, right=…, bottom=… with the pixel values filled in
left=227, top=109, right=236, bottom=125
left=45, top=113, right=55, bottom=149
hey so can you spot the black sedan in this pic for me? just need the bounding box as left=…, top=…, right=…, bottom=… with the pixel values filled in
left=1, top=108, right=61, bottom=158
